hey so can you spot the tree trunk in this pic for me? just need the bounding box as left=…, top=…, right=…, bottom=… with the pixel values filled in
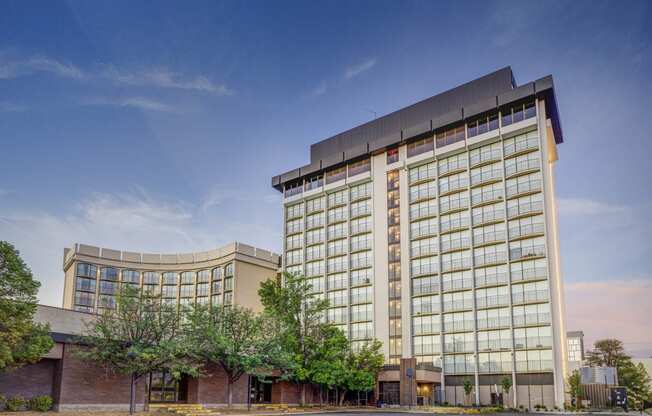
left=319, top=385, right=323, bottom=408
left=301, top=383, right=306, bottom=406
left=339, top=389, right=346, bottom=406
left=129, top=373, right=136, bottom=415
left=144, top=375, right=150, bottom=412
left=227, top=379, right=233, bottom=408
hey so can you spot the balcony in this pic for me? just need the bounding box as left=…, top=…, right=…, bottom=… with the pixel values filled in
left=411, top=244, right=438, bottom=258
left=286, top=224, right=303, bottom=235
left=350, top=258, right=372, bottom=270
left=411, top=224, right=438, bottom=239
left=510, top=245, right=546, bottom=261
left=472, top=209, right=504, bottom=226
left=442, top=278, right=473, bottom=292
left=509, top=223, right=545, bottom=240
left=470, top=148, right=501, bottom=167
left=328, top=229, right=346, bottom=240
left=305, top=267, right=325, bottom=278
left=327, top=262, right=347, bottom=274
left=306, top=233, right=325, bottom=245
left=440, top=258, right=472, bottom=272
left=513, top=312, right=551, bottom=327
left=511, top=267, right=547, bottom=282
left=442, top=299, right=473, bottom=312
left=512, top=289, right=549, bottom=304
left=327, top=212, right=347, bottom=224
left=474, top=231, right=506, bottom=246
left=413, top=302, right=439, bottom=315
left=439, top=179, right=468, bottom=195
left=439, top=160, right=467, bottom=176
left=471, top=189, right=503, bottom=206
left=477, top=317, right=510, bottom=330
left=306, top=217, right=325, bottom=230
left=444, top=321, right=474, bottom=333
left=506, top=179, right=542, bottom=198
left=475, top=273, right=508, bottom=288
left=410, top=204, right=437, bottom=221
left=514, top=336, right=553, bottom=349
left=440, top=218, right=470, bottom=234
left=351, top=205, right=371, bottom=218
left=350, top=240, right=371, bottom=252
left=504, top=136, right=539, bottom=157
left=471, top=168, right=503, bottom=186
left=440, top=238, right=471, bottom=252
left=440, top=197, right=469, bottom=214
left=411, top=263, right=439, bottom=277
left=505, top=158, right=540, bottom=177
left=412, top=282, right=440, bottom=296
left=410, top=186, right=437, bottom=203
left=409, top=167, right=437, bottom=184
left=475, top=295, right=510, bottom=309
left=350, top=223, right=371, bottom=235
left=474, top=252, right=507, bottom=267
left=478, top=339, right=512, bottom=351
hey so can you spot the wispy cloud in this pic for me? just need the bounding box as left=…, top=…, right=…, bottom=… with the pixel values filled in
left=566, top=279, right=652, bottom=357
left=344, top=58, right=377, bottom=80
left=0, top=101, right=26, bottom=112
left=82, top=96, right=175, bottom=113
left=309, top=81, right=328, bottom=97
left=558, top=197, right=626, bottom=216
left=102, top=66, right=233, bottom=96
left=0, top=186, right=281, bottom=307
left=0, top=55, right=84, bottom=80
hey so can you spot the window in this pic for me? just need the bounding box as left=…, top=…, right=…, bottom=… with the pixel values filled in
left=507, top=193, right=543, bottom=218
left=439, top=191, right=469, bottom=213
left=284, top=181, right=303, bottom=197
left=444, top=353, right=475, bottom=374
left=350, top=182, right=371, bottom=200
left=351, top=322, right=373, bottom=339
left=475, top=264, right=508, bottom=287
left=505, top=150, right=540, bottom=177
left=348, top=158, right=371, bottom=177
left=411, top=256, right=438, bottom=276
left=438, top=154, right=467, bottom=176
left=351, top=268, right=372, bottom=286
left=476, top=307, right=511, bottom=329
left=306, top=277, right=324, bottom=293
left=197, top=270, right=210, bottom=283
left=439, top=171, right=468, bottom=194
left=505, top=172, right=542, bottom=197
left=414, top=334, right=441, bottom=355
left=197, top=283, right=209, bottom=296
left=413, top=315, right=440, bottom=335
left=409, top=162, right=437, bottom=184
left=99, top=280, right=117, bottom=295
left=286, top=218, right=303, bottom=234
left=501, top=100, right=536, bottom=127
left=76, top=263, right=97, bottom=278
left=410, top=218, right=437, bottom=238
left=444, top=311, right=475, bottom=332
left=441, top=250, right=472, bottom=272
left=327, top=206, right=347, bottom=224
left=327, top=239, right=346, bottom=257
left=351, top=304, right=373, bottom=322
left=212, top=267, right=222, bottom=281
left=76, top=277, right=96, bottom=292
left=512, top=281, right=549, bottom=304
left=513, top=303, right=551, bottom=327
left=224, top=263, right=234, bottom=277
left=471, top=182, right=503, bottom=206
left=410, top=198, right=437, bottom=220
left=410, top=181, right=437, bottom=202
left=306, top=260, right=325, bottom=277
left=180, top=271, right=195, bottom=284
left=286, top=234, right=303, bottom=250
left=286, top=203, right=304, bottom=220
left=410, top=236, right=438, bottom=257
left=286, top=249, right=303, bottom=265
left=504, top=130, right=539, bottom=156
left=509, top=215, right=545, bottom=239
left=326, top=166, right=346, bottom=184
left=473, top=222, right=506, bottom=245
left=407, top=136, right=434, bottom=157
left=412, top=275, right=439, bottom=295
left=306, top=228, right=326, bottom=245
left=350, top=251, right=372, bottom=269
left=470, top=142, right=501, bottom=166
left=477, top=329, right=512, bottom=351
left=351, top=286, right=372, bottom=304
left=350, top=216, right=371, bottom=235
left=162, top=285, right=178, bottom=298
left=473, top=243, right=507, bottom=266
left=351, top=233, right=372, bottom=252
left=511, top=259, right=547, bottom=282
left=327, top=256, right=347, bottom=273
left=351, top=199, right=371, bottom=218
left=444, top=332, right=474, bottom=353
left=510, top=236, right=546, bottom=260
left=440, top=230, right=471, bottom=252
left=327, top=273, right=347, bottom=290
left=328, top=222, right=346, bottom=240
left=100, top=267, right=119, bottom=281
left=442, top=290, right=473, bottom=312
left=304, top=175, right=323, bottom=191
left=387, top=148, right=399, bottom=164
left=514, top=326, right=552, bottom=349
left=306, top=197, right=325, bottom=213
left=74, top=291, right=95, bottom=307
left=436, top=125, right=465, bottom=148
left=223, top=277, right=233, bottom=291
left=121, top=270, right=139, bottom=284
left=305, top=244, right=324, bottom=262
left=442, top=270, right=473, bottom=291
left=180, top=284, right=195, bottom=298
left=328, top=307, right=347, bottom=324
left=470, top=162, right=502, bottom=186
left=412, top=294, right=439, bottom=315
left=440, top=211, right=470, bottom=233
left=162, top=272, right=177, bottom=285
left=478, top=351, right=512, bottom=373
left=467, top=111, right=499, bottom=138
left=327, top=189, right=348, bottom=207
left=475, top=286, right=510, bottom=309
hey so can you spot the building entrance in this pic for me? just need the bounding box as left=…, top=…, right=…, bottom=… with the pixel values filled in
left=149, top=371, right=188, bottom=403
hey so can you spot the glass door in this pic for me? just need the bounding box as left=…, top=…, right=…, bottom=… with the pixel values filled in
left=150, top=371, right=178, bottom=403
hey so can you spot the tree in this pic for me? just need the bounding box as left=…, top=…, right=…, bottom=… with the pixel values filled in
left=463, top=377, right=474, bottom=406
left=567, top=370, right=582, bottom=409
left=76, top=285, right=200, bottom=414
left=0, top=241, right=53, bottom=371
left=501, top=376, right=513, bottom=399
left=184, top=304, right=281, bottom=408
left=309, top=326, right=348, bottom=406
left=259, top=272, right=330, bottom=405
left=339, top=339, right=384, bottom=406
left=618, top=362, right=651, bottom=410
left=586, top=339, right=630, bottom=370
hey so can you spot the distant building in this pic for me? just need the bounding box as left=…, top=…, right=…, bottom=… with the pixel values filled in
left=567, top=331, right=585, bottom=372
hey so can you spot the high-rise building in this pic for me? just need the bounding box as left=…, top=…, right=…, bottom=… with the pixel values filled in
left=62, top=242, right=280, bottom=314
left=272, top=67, right=567, bottom=408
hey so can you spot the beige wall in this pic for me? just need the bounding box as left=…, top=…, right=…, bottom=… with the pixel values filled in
left=233, top=260, right=277, bottom=313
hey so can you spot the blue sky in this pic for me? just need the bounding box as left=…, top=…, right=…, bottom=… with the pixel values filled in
left=1, top=0, right=651, bottom=356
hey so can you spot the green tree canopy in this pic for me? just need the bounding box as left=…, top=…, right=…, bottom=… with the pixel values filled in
left=0, top=241, right=53, bottom=371
left=567, top=370, right=582, bottom=408
left=183, top=304, right=282, bottom=407
left=338, top=339, right=384, bottom=405
left=77, top=285, right=200, bottom=414
left=258, top=272, right=330, bottom=405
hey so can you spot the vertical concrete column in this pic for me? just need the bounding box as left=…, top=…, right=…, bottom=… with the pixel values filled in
left=400, top=357, right=418, bottom=406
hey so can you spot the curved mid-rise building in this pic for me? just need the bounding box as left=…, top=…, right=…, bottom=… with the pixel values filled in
left=62, top=242, right=280, bottom=314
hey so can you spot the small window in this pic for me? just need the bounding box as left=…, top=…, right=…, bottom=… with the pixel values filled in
left=387, top=148, right=399, bottom=164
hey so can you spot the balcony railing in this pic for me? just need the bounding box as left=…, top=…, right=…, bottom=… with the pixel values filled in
left=505, top=158, right=540, bottom=177
left=507, top=201, right=543, bottom=218
left=475, top=295, right=510, bottom=309
left=510, top=245, right=546, bottom=260
left=471, top=169, right=502, bottom=186
left=470, top=149, right=501, bottom=167
left=410, top=204, right=437, bottom=220
left=442, top=299, right=473, bottom=312
left=412, top=282, right=440, bottom=296
left=440, top=178, right=468, bottom=195
left=514, top=336, right=553, bottom=349
left=477, top=317, right=511, bottom=330
left=441, top=237, right=471, bottom=252
left=513, top=312, right=551, bottom=327
left=411, top=224, right=438, bottom=239
left=474, top=231, right=505, bottom=245
left=509, top=223, right=545, bottom=239
left=511, top=267, right=547, bottom=282
left=439, top=159, right=467, bottom=176
left=440, top=217, right=470, bottom=233
left=444, top=320, right=474, bottom=332
left=441, top=258, right=472, bottom=272
left=504, top=136, right=539, bottom=157
left=478, top=339, right=512, bottom=351
left=442, top=278, right=473, bottom=291
left=411, top=263, right=439, bottom=276
left=440, top=197, right=469, bottom=213
left=506, top=179, right=542, bottom=198
left=474, top=252, right=507, bottom=267
left=512, top=289, right=549, bottom=304
left=411, top=244, right=438, bottom=258
left=410, top=186, right=437, bottom=202
left=409, top=167, right=437, bottom=184
left=472, top=189, right=503, bottom=206
left=413, top=302, right=439, bottom=315
left=475, top=273, right=508, bottom=287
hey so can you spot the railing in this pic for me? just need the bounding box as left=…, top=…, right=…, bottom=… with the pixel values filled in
left=504, top=136, right=539, bottom=157
left=413, top=323, right=441, bottom=335
left=412, top=282, right=440, bottom=296
left=473, top=209, right=504, bottom=226
left=444, top=320, right=475, bottom=332
left=471, top=169, right=502, bottom=186
left=510, top=245, right=546, bottom=260
left=439, top=178, right=468, bottom=194
left=505, top=158, right=540, bottom=177
left=414, top=344, right=442, bottom=355
left=440, top=217, right=470, bottom=233
left=478, top=362, right=512, bottom=373
left=350, top=222, right=371, bottom=235
left=470, top=149, right=501, bottom=167
left=328, top=244, right=346, bottom=257
left=440, top=197, right=469, bottom=213
left=511, top=267, right=547, bottom=282
left=508, top=201, right=543, bottom=218
left=328, top=212, right=347, bottom=224
left=513, top=313, right=551, bottom=327
left=411, top=263, right=439, bottom=276
left=512, top=289, right=549, bottom=304
left=286, top=224, right=303, bottom=234
left=351, top=206, right=371, bottom=218
left=328, top=262, right=347, bottom=273
left=413, top=302, right=439, bottom=315
left=441, top=258, right=472, bottom=272
left=509, top=223, right=545, bottom=239
left=439, top=159, right=467, bottom=176
left=351, top=258, right=372, bottom=269
left=442, top=278, right=473, bottom=291
left=472, top=189, right=503, bottom=206
left=351, top=277, right=372, bottom=287
left=411, top=244, right=438, bottom=258
left=351, top=240, right=371, bottom=252
left=328, top=229, right=346, bottom=240
left=515, top=360, right=553, bottom=372
left=477, top=317, right=511, bottom=330
left=473, top=231, right=505, bottom=245
left=409, top=166, right=437, bottom=183
left=478, top=339, right=512, bottom=351
left=305, top=251, right=323, bottom=262
left=506, top=179, right=542, bottom=198
left=474, top=252, right=507, bottom=267
left=306, top=233, right=325, bottom=245
left=441, top=237, right=471, bottom=252
left=410, top=185, right=437, bottom=202
left=444, top=342, right=474, bottom=353
left=410, top=204, right=437, bottom=220
left=514, top=336, right=553, bottom=349
left=475, top=295, right=510, bottom=309
left=411, top=224, right=438, bottom=238
left=442, top=299, right=473, bottom=312
left=305, top=267, right=325, bottom=277
left=475, top=273, right=508, bottom=287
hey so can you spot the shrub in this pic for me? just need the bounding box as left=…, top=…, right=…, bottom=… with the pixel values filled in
left=0, top=394, right=5, bottom=411
left=29, top=396, right=53, bottom=412
left=5, top=395, right=26, bottom=412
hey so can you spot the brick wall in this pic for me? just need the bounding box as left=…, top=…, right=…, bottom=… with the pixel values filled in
left=0, top=359, right=56, bottom=398
left=57, top=344, right=146, bottom=410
